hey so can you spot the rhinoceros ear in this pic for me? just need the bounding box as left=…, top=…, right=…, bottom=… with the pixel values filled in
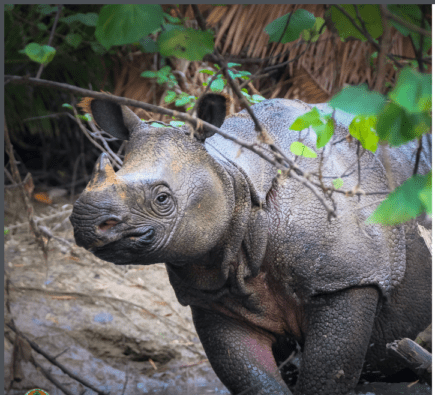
left=195, top=93, right=230, bottom=140
left=79, top=97, right=141, bottom=140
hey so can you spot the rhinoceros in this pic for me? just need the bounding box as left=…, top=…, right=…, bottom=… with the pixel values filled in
left=70, top=93, right=431, bottom=395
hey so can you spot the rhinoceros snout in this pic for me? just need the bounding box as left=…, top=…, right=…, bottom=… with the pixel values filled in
left=97, top=217, right=122, bottom=232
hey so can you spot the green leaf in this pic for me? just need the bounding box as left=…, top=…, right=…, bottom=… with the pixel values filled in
left=419, top=182, right=432, bottom=215
left=4, top=228, right=10, bottom=235
left=349, top=116, right=379, bottom=152
left=141, top=70, right=158, bottom=78
left=36, top=4, right=58, bottom=15
left=139, top=37, right=158, bottom=53
left=163, top=12, right=181, bottom=24
left=151, top=122, right=165, bottom=128
left=290, top=108, right=323, bottom=131
left=290, top=141, right=317, bottom=158
left=65, top=33, right=83, bottom=49
left=199, top=69, right=215, bottom=75
left=90, top=41, right=107, bottom=55
left=228, top=70, right=236, bottom=79
left=96, top=5, right=164, bottom=50
left=175, top=96, right=192, bottom=106
left=377, top=102, right=430, bottom=146
left=314, top=117, right=334, bottom=148
left=158, top=26, right=214, bottom=61
left=265, top=9, right=315, bottom=43
left=210, top=78, right=225, bottom=92
left=251, top=94, right=265, bottom=102
left=37, top=22, right=48, bottom=31
left=367, top=172, right=432, bottom=225
left=227, top=62, right=242, bottom=68
left=301, top=17, right=325, bottom=42
left=329, top=85, right=386, bottom=116
left=289, top=109, right=334, bottom=148
left=387, top=5, right=431, bottom=54
left=328, top=5, right=383, bottom=41
left=164, top=90, right=177, bottom=104
left=333, top=178, right=344, bottom=189
left=170, top=121, right=185, bottom=127
left=62, top=103, right=74, bottom=110
left=24, top=43, right=56, bottom=65
left=389, top=67, right=432, bottom=114
left=61, top=13, right=99, bottom=27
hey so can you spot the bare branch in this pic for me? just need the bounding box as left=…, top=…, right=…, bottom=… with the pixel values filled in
left=4, top=120, right=48, bottom=258
left=381, top=5, right=431, bottom=38
left=5, top=75, right=393, bottom=218
left=6, top=323, right=108, bottom=395
left=36, top=5, right=62, bottom=79
left=373, top=4, right=390, bottom=92
left=413, top=137, right=423, bottom=175
left=191, top=5, right=207, bottom=31
left=333, top=5, right=402, bottom=69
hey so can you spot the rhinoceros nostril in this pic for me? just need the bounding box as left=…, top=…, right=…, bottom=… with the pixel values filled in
left=138, top=228, right=155, bottom=243
left=98, top=219, right=120, bottom=232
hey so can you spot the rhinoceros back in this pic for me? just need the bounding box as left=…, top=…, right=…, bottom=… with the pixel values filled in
left=205, top=98, right=431, bottom=299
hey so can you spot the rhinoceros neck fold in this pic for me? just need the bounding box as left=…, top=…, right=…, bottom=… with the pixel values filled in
left=166, top=160, right=270, bottom=307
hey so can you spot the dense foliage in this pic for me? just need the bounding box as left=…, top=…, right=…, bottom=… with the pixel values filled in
left=4, top=4, right=432, bottom=225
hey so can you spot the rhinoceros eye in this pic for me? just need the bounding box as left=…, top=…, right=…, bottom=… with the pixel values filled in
left=151, top=185, right=175, bottom=216
left=156, top=193, right=168, bottom=204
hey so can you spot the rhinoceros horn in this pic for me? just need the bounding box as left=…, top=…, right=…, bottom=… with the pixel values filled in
left=85, top=152, right=122, bottom=192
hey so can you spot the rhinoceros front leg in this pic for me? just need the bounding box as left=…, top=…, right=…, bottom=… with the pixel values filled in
left=191, top=306, right=292, bottom=395
left=296, top=286, right=379, bottom=395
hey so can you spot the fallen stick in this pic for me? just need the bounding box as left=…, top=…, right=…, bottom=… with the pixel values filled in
left=387, top=337, right=432, bottom=385
left=5, top=323, right=109, bottom=395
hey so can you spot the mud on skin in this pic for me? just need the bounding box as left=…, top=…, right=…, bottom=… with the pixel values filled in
left=70, top=93, right=432, bottom=395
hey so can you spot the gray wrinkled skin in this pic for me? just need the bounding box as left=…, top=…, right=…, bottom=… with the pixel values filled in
left=70, top=96, right=431, bottom=395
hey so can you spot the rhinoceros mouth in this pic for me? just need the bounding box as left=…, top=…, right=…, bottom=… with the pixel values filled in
left=87, top=224, right=161, bottom=265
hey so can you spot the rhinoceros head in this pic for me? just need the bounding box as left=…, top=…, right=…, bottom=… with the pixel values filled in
left=70, top=95, right=235, bottom=266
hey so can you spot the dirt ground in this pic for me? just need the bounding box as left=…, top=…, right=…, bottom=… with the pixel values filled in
left=4, top=191, right=431, bottom=395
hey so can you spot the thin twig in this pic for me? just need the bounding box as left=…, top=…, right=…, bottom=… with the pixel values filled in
left=4, top=120, right=48, bottom=258
left=23, top=112, right=71, bottom=122
left=413, top=137, right=423, bottom=175
left=39, top=225, right=74, bottom=247
left=373, top=4, right=390, bottom=92
left=214, top=53, right=267, bottom=137
left=276, top=12, right=293, bottom=45
left=191, top=5, right=207, bottom=31
left=121, top=363, right=129, bottom=395
left=5, top=75, right=392, bottom=217
left=66, top=111, right=122, bottom=170
left=6, top=323, right=109, bottom=395
left=4, top=330, right=75, bottom=395
left=7, top=209, right=73, bottom=230
left=32, top=358, right=76, bottom=395
left=333, top=5, right=402, bottom=69
left=35, top=5, right=62, bottom=79
left=290, top=169, right=336, bottom=219
left=87, top=120, right=123, bottom=166
left=417, top=5, right=426, bottom=73
left=356, top=142, right=361, bottom=202
left=381, top=5, right=431, bottom=38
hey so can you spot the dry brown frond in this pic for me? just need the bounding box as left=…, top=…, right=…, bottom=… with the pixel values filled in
left=78, top=97, right=93, bottom=114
